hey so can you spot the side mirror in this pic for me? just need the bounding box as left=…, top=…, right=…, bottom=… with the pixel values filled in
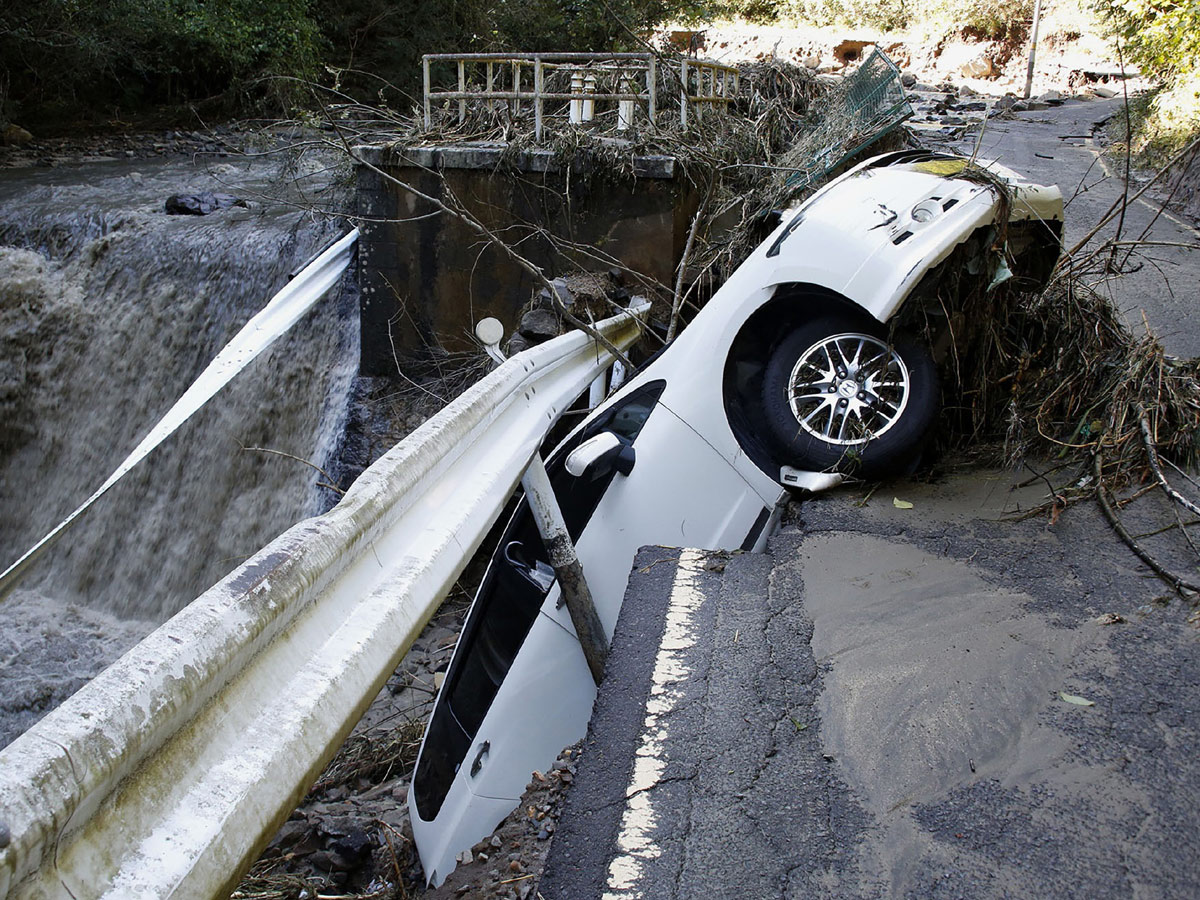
left=565, top=432, right=635, bottom=480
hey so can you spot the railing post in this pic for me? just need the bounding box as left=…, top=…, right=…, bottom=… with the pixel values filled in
left=513, top=60, right=521, bottom=115
left=617, top=73, right=633, bottom=130
left=521, top=454, right=609, bottom=685
left=570, top=70, right=584, bottom=125
left=588, top=371, right=606, bottom=407
left=680, top=58, right=688, bottom=128
left=583, top=72, right=596, bottom=122
left=423, top=56, right=431, bottom=128
left=648, top=56, right=657, bottom=124
left=486, top=61, right=495, bottom=111
left=457, top=59, right=466, bottom=123
left=534, top=57, right=544, bottom=142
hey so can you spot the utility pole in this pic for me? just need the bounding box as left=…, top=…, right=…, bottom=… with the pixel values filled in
left=1024, top=0, right=1044, bottom=100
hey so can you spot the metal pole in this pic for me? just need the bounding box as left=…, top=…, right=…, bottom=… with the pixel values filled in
left=1023, top=0, right=1043, bottom=100
left=486, top=61, right=495, bottom=111
left=521, top=455, right=609, bottom=685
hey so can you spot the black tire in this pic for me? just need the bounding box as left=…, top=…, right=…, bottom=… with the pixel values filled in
left=760, top=312, right=938, bottom=478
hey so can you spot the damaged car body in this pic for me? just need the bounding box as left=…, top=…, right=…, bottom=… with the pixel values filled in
left=410, top=149, right=1064, bottom=884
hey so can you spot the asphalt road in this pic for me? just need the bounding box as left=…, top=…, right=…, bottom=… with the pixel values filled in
left=542, top=473, right=1200, bottom=898
left=540, top=103, right=1200, bottom=898
left=947, top=98, right=1200, bottom=356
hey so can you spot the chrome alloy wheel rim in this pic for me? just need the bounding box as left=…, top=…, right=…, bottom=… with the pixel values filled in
left=786, top=333, right=910, bottom=446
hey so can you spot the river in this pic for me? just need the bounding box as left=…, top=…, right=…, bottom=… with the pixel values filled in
left=0, top=149, right=360, bottom=746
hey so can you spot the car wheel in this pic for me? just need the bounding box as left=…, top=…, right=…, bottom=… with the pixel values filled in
left=761, top=313, right=938, bottom=477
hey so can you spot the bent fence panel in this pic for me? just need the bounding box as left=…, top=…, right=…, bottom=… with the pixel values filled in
left=0, top=304, right=647, bottom=900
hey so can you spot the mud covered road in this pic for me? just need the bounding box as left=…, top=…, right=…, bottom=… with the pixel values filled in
left=543, top=471, right=1200, bottom=898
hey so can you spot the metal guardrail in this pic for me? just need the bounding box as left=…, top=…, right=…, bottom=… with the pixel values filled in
left=422, top=52, right=740, bottom=140
left=0, top=305, right=647, bottom=900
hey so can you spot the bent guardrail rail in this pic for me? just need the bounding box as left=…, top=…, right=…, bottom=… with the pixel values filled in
left=0, top=303, right=647, bottom=900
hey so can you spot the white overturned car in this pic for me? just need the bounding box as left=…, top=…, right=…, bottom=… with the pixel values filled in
left=410, top=149, right=1064, bottom=883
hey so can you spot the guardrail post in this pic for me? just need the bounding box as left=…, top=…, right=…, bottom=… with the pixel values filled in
left=521, top=455, right=609, bottom=685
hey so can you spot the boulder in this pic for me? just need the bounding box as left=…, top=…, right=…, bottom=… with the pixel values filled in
left=1, top=124, right=34, bottom=147
left=518, top=308, right=561, bottom=341
left=164, top=192, right=247, bottom=215
left=961, top=55, right=995, bottom=78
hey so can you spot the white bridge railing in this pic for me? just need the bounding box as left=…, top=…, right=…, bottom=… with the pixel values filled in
left=0, top=305, right=647, bottom=900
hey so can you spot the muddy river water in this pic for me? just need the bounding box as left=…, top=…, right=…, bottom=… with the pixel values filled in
left=0, top=151, right=359, bottom=746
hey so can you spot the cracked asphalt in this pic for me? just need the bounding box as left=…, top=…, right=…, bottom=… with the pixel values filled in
left=540, top=470, right=1200, bottom=898
left=538, top=99, right=1200, bottom=899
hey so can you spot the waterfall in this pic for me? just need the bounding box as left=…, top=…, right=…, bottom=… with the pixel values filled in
left=0, top=153, right=359, bottom=745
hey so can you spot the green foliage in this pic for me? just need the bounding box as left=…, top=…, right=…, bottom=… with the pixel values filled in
left=1092, top=0, right=1200, bottom=81
left=1092, top=0, right=1200, bottom=156
left=786, top=0, right=1034, bottom=37
left=0, top=0, right=321, bottom=124
left=0, top=0, right=772, bottom=125
left=950, top=0, right=1034, bottom=41
left=788, top=0, right=914, bottom=31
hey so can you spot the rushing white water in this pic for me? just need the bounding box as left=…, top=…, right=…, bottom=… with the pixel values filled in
left=0, top=152, right=360, bottom=746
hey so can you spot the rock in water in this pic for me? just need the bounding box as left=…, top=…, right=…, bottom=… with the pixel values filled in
left=164, top=191, right=247, bottom=215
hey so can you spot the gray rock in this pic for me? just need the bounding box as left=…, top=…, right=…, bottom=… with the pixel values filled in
left=1093, top=85, right=1118, bottom=99
left=901, top=72, right=918, bottom=88
left=550, top=277, right=574, bottom=306
left=0, top=820, right=9, bottom=849
left=1037, top=89, right=1064, bottom=104
left=518, top=308, right=561, bottom=341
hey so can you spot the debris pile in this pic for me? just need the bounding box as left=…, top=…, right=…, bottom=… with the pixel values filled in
left=421, top=745, right=581, bottom=900
left=505, top=271, right=645, bottom=355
